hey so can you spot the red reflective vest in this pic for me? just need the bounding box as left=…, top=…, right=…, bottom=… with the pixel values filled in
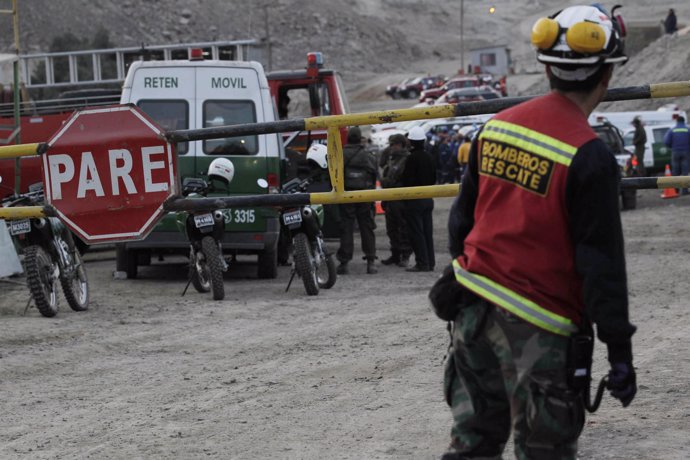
left=454, top=92, right=597, bottom=336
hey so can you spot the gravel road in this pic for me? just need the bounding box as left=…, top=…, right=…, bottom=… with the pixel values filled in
left=2, top=190, right=690, bottom=459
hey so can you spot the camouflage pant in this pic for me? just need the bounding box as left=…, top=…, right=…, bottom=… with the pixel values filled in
left=443, top=299, right=584, bottom=459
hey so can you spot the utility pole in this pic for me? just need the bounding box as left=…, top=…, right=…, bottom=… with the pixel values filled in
left=0, top=0, right=21, bottom=193
left=263, top=4, right=272, bottom=72
left=460, top=0, right=465, bottom=73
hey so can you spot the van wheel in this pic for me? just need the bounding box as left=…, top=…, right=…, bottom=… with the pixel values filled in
left=621, top=190, right=637, bottom=210
left=257, top=244, right=278, bottom=279
left=116, top=244, right=138, bottom=279
left=126, top=249, right=139, bottom=279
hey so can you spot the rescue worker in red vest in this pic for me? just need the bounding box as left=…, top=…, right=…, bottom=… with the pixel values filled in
left=432, top=5, right=637, bottom=459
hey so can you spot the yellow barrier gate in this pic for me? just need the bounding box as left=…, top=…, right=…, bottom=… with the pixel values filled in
left=2, top=80, right=690, bottom=221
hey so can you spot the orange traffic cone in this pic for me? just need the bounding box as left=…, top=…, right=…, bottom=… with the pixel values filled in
left=661, top=164, right=679, bottom=199
left=375, top=180, right=385, bottom=215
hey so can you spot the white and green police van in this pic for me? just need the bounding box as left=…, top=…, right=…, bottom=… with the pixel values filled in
left=116, top=57, right=283, bottom=279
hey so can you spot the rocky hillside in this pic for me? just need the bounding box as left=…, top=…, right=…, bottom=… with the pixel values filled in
left=520, top=30, right=690, bottom=112
left=0, top=0, right=688, bottom=110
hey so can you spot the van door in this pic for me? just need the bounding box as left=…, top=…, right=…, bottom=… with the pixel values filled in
left=651, top=126, right=672, bottom=172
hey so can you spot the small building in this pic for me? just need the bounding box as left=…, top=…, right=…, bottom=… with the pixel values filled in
left=469, top=45, right=511, bottom=76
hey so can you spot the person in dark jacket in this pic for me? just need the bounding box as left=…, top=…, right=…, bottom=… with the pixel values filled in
left=401, top=125, right=436, bottom=272
left=378, top=133, right=412, bottom=267
left=336, top=126, right=378, bottom=274
left=664, top=8, right=677, bottom=35
left=438, top=5, right=636, bottom=459
left=631, top=116, right=647, bottom=175
left=664, top=115, right=690, bottom=194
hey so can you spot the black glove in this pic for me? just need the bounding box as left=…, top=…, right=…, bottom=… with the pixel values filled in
left=607, top=362, right=636, bottom=407
left=428, top=264, right=465, bottom=321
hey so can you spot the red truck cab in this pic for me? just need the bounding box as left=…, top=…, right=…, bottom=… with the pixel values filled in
left=267, top=52, right=349, bottom=180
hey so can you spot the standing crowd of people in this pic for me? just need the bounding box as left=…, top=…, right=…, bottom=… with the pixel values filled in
left=426, top=125, right=477, bottom=184
left=334, top=124, right=440, bottom=274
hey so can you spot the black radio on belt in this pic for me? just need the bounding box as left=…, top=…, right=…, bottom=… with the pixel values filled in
left=568, top=332, right=594, bottom=391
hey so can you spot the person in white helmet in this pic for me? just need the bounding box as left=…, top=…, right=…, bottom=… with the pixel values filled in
left=434, top=5, right=636, bottom=459
left=400, top=125, right=436, bottom=272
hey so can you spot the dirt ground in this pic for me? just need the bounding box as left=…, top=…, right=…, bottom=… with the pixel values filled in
left=2, top=189, right=690, bottom=460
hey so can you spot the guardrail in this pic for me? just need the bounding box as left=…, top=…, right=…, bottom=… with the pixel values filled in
left=2, top=79, right=690, bottom=221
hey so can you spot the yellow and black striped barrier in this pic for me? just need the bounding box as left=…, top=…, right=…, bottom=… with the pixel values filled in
left=165, top=81, right=690, bottom=143
left=2, top=80, right=690, bottom=220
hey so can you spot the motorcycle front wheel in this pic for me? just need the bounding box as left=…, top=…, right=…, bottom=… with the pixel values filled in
left=202, top=236, right=225, bottom=301
left=190, top=246, right=211, bottom=294
left=60, top=249, right=89, bottom=311
left=294, top=232, right=319, bottom=296
left=24, top=245, right=59, bottom=317
left=317, top=244, right=337, bottom=290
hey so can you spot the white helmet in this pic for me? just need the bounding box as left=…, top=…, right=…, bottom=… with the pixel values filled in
left=458, top=125, right=475, bottom=137
left=531, top=4, right=627, bottom=67
left=306, top=143, right=328, bottom=169
left=208, top=158, right=235, bottom=185
left=407, top=126, right=426, bottom=141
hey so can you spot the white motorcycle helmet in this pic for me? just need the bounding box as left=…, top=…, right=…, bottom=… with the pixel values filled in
left=306, top=143, right=328, bottom=170
left=207, top=158, right=235, bottom=185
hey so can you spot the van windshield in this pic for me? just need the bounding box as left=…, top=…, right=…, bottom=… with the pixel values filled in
left=137, top=99, right=189, bottom=154
left=277, top=83, right=332, bottom=119
left=203, top=100, right=258, bottom=155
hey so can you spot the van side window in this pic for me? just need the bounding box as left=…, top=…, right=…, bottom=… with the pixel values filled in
left=653, top=127, right=669, bottom=143
left=203, top=100, right=258, bottom=155
left=137, top=100, right=189, bottom=155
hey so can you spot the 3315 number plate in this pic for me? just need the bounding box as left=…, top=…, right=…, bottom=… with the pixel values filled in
left=194, top=213, right=214, bottom=228
left=9, top=219, right=31, bottom=235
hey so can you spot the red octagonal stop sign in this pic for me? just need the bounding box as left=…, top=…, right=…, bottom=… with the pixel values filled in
left=42, top=105, right=177, bottom=244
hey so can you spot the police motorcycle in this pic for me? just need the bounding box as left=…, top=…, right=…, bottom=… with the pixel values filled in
left=0, top=176, right=89, bottom=317
left=280, top=144, right=336, bottom=296
left=177, top=159, right=234, bottom=301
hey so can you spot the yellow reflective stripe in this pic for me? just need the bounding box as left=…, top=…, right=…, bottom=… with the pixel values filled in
left=452, top=260, right=577, bottom=336
left=479, top=119, right=577, bottom=167
left=672, top=128, right=689, bottom=133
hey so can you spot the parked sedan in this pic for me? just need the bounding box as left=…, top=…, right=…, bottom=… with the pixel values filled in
left=434, top=86, right=502, bottom=105
left=419, top=75, right=484, bottom=102
left=397, top=75, right=446, bottom=99
left=385, top=77, right=412, bottom=99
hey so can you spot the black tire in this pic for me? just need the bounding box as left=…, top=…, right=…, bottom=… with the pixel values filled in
left=60, top=249, right=89, bottom=311
left=294, top=233, right=319, bottom=296
left=24, top=245, right=59, bottom=317
left=190, top=246, right=211, bottom=294
left=73, top=234, right=89, bottom=255
left=201, top=236, right=225, bottom=301
left=126, top=249, right=138, bottom=279
left=407, top=89, right=419, bottom=99
left=257, top=241, right=278, bottom=279
left=317, top=248, right=337, bottom=290
left=621, top=190, right=637, bottom=210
